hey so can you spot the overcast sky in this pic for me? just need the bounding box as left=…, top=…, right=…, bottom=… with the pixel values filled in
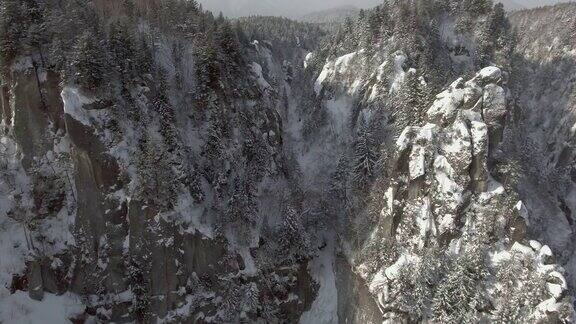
left=197, top=0, right=570, bottom=18
left=197, top=0, right=378, bottom=18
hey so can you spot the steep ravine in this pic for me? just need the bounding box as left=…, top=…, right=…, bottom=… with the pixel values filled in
left=1, top=1, right=576, bottom=323
left=508, top=2, right=576, bottom=289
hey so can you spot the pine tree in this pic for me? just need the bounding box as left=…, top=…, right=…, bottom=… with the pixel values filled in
left=127, top=258, right=151, bottom=322
left=216, top=21, right=241, bottom=65
left=226, top=178, right=258, bottom=245
left=401, top=71, right=429, bottom=123
left=432, top=254, right=486, bottom=324
left=134, top=35, right=154, bottom=76
left=0, top=0, right=25, bottom=69
left=109, top=19, right=136, bottom=78
left=195, top=40, right=220, bottom=97
left=71, top=31, right=108, bottom=90
left=135, top=137, right=177, bottom=210
left=353, top=122, right=378, bottom=188
left=330, top=155, right=350, bottom=203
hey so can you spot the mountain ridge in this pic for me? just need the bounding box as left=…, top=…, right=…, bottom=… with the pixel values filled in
left=0, top=0, right=575, bottom=322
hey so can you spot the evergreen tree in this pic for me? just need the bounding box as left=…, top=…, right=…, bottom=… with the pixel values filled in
left=216, top=20, right=241, bottom=65
left=71, top=31, right=108, bottom=90
left=134, top=35, right=154, bottom=76
left=432, top=254, right=486, bottom=324
left=0, top=0, right=25, bottom=69
left=195, top=40, right=220, bottom=97
left=401, top=71, right=429, bottom=123
left=127, top=258, right=151, bottom=322
left=109, top=19, right=136, bottom=79
left=353, top=122, right=378, bottom=188
left=135, top=137, right=177, bottom=210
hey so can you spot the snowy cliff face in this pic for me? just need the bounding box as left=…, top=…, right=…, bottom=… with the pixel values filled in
left=358, top=67, right=572, bottom=322
left=507, top=2, right=576, bottom=289
left=298, top=1, right=576, bottom=322
left=0, top=4, right=319, bottom=322
left=1, top=0, right=576, bottom=323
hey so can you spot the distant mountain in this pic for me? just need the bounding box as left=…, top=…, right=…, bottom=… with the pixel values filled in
left=497, top=0, right=526, bottom=10
left=299, top=5, right=360, bottom=24
left=498, top=0, right=574, bottom=11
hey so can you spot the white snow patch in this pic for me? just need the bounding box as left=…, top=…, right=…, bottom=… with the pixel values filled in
left=239, top=247, right=257, bottom=276
left=172, top=191, right=212, bottom=238
left=0, top=291, right=85, bottom=324
left=381, top=187, right=394, bottom=217
left=417, top=197, right=437, bottom=247
left=385, top=254, right=419, bottom=281
left=409, top=145, right=426, bottom=180
left=433, top=155, right=463, bottom=207
left=304, top=52, right=314, bottom=69
left=396, top=124, right=437, bottom=151
left=325, top=97, right=352, bottom=132
left=299, top=235, right=338, bottom=324
left=479, top=176, right=504, bottom=202
left=314, top=50, right=364, bottom=95
left=515, top=201, right=530, bottom=225
left=475, top=66, right=502, bottom=82
left=470, top=120, right=488, bottom=156
left=427, top=78, right=466, bottom=121
left=61, top=87, right=100, bottom=127
left=249, top=62, right=271, bottom=90
left=389, top=52, right=407, bottom=93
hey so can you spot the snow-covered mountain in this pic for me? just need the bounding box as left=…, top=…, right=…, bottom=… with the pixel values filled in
left=299, top=5, right=360, bottom=24
left=1, top=0, right=576, bottom=323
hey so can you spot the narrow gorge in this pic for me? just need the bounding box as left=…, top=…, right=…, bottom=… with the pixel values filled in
left=1, top=1, right=575, bottom=323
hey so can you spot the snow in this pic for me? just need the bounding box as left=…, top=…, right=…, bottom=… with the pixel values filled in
left=304, top=52, right=314, bottom=69
left=442, top=119, right=471, bottom=156
left=511, top=242, right=535, bottom=256
left=0, top=218, right=28, bottom=298
left=376, top=61, right=388, bottom=82
left=536, top=298, right=563, bottom=314
left=384, top=254, right=418, bottom=280
left=252, top=40, right=274, bottom=73
left=314, top=50, right=364, bottom=95
left=396, top=124, right=437, bottom=151
left=389, top=52, right=407, bottom=93
left=547, top=282, right=565, bottom=299
left=409, top=145, right=426, bottom=180
left=0, top=136, right=32, bottom=297
left=381, top=187, right=394, bottom=217
left=167, top=191, right=212, bottom=237
left=396, top=127, right=416, bottom=150
left=238, top=247, right=257, bottom=276
left=60, top=87, right=99, bottom=127
left=0, top=291, right=85, bottom=324
left=299, top=234, right=338, bottom=324
left=437, top=213, right=455, bottom=234
left=249, top=62, right=271, bottom=90
left=426, top=78, right=466, bottom=121
left=515, top=201, right=530, bottom=225
left=476, top=66, right=502, bottom=83
left=326, top=97, right=352, bottom=132
left=367, top=60, right=389, bottom=102
left=478, top=176, right=504, bottom=202
left=417, top=197, right=437, bottom=247
left=538, top=245, right=553, bottom=260
left=529, top=240, right=543, bottom=251
left=368, top=254, right=419, bottom=308
left=368, top=268, right=388, bottom=300
left=470, top=120, right=488, bottom=155
left=433, top=155, right=463, bottom=207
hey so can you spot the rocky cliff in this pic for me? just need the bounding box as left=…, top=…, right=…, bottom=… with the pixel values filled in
left=1, top=0, right=576, bottom=323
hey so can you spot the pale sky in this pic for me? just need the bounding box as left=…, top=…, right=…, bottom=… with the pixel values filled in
left=197, top=0, right=379, bottom=18
left=197, top=0, right=569, bottom=18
